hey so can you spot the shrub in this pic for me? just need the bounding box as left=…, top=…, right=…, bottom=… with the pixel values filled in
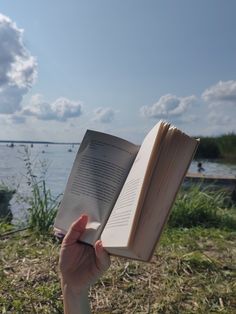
left=0, top=185, right=14, bottom=222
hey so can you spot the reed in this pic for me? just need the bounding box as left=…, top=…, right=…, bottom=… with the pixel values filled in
left=195, top=133, right=236, bottom=160
left=217, top=133, right=236, bottom=160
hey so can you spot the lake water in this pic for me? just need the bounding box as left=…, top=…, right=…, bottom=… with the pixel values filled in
left=0, top=143, right=236, bottom=219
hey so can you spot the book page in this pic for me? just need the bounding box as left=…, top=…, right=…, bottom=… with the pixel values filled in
left=132, top=128, right=199, bottom=261
left=101, top=121, right=169, bottom=249
left=54, top=130, right=139, bottom=244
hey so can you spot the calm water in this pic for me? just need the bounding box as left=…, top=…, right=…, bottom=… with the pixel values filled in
left=0, top=143, right=236, bottom=219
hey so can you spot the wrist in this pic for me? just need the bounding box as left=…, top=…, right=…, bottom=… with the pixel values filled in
left=61, top=281, right=91, bottom=314
left=61, top=277, right=88, bottom=296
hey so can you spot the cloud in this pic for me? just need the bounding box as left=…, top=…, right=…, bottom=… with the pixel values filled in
left=202, top=80, right=236, bottom=106
left=10, top=113, right=26, bottom=124
left=202, top=81, right=236, bottom=133
left=22, top=94, right=83, bottom=121
left=140, top=94, right=196, bottom=119
left=92, top=107, right=115, bottom=123
left=207, top=112, right=231, bottom=126
left=0, top=13, right=37, bottom=114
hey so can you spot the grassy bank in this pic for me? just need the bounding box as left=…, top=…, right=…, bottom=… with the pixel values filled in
left=195, top=133, right=236, bottom=161
left=1, top=227, right=235, bottom=313
left=1, top=186, right=236, bottom=313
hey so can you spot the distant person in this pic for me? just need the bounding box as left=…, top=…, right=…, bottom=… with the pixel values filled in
left=197, top=162, right=205, bottom=173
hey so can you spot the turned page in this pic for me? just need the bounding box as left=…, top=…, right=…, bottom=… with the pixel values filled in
left=54, top=130, right=139, bottom=244
left=132, top=128, right=199, bottom=261
left=101, top=121, right=170, bottom=250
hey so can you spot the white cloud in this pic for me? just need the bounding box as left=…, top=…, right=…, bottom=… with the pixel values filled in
left=140, top=94, right=196, bottom=119
left=207, top=112, right=231, bottom=126
left=0, top=13, right=37, bottom=114
left=92, top=107, right=115, bottom=123
left=22, top=94, right=83, bottom=121
left=201, top=81, right=236, bottom=134
left=202, top=80, right=236, bottom=106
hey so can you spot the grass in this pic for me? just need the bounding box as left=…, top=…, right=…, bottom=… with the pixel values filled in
left=168, top=186, right=236, bottom=229
left=0, top=232, right=61, bottom=313
left=0, top=185, right=235, bottom=313
left=93, top=229, right=236, bottom=314
left=26, top=179, right=59, bottom=234
left=0, top=227, right=235, bottom=313
left=20, top=147, right=60, bottom=234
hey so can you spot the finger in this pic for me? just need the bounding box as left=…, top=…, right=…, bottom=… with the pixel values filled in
left=63, top=214, right=88, bottom=245
left=95, top=240, right=111, bottom=272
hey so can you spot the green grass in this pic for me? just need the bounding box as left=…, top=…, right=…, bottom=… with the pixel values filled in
left=21, top=147, right=60, bottom=234
left=0, top=220, right=14, bottom=234
left=26, top=179, right=59, bottom=234
left=1, top=186, right=235, bottom=313
left=169, top=186, right=236, bottom=229
left=0, top=227, right=235, bottom=313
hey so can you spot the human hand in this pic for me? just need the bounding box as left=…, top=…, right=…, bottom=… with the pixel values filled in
left=59, top=215, right=110, bottom=313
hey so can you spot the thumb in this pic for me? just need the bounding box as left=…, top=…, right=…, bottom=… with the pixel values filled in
left=63, top=215, right=88, bottom=246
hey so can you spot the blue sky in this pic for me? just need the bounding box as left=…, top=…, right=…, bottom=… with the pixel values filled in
left=0, top=0, right=236, bottom=143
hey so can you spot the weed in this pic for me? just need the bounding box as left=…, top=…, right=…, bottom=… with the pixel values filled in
left=0, top=219, right=14, bottom=234
left=22, top=146, right=60, bottom=234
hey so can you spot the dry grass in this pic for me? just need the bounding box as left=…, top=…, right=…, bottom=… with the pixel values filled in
left=0, top=227, right=235, bottom=313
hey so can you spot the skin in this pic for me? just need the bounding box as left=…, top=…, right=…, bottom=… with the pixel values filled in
left=59, top=215, right=111, bottom=314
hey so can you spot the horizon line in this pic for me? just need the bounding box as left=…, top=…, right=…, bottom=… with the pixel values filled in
left=0, top=140, right=80, bottom=145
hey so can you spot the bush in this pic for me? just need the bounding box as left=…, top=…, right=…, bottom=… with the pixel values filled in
left=0, top=185, right=14, bottom=222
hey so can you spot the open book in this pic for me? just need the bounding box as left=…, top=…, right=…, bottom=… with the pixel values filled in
left=54, top=121, right=199, bottom=261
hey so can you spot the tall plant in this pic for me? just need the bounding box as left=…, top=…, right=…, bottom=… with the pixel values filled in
left=23, top=146, right=60, bottom=234
left=169, top=185, right=236, bottom=229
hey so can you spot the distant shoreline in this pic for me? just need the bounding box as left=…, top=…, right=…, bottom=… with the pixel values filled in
left=0, top=140, right=80, bottom=145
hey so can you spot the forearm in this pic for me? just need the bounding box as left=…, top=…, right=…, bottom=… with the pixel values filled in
left=62, top=282, right=91, bottom=314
